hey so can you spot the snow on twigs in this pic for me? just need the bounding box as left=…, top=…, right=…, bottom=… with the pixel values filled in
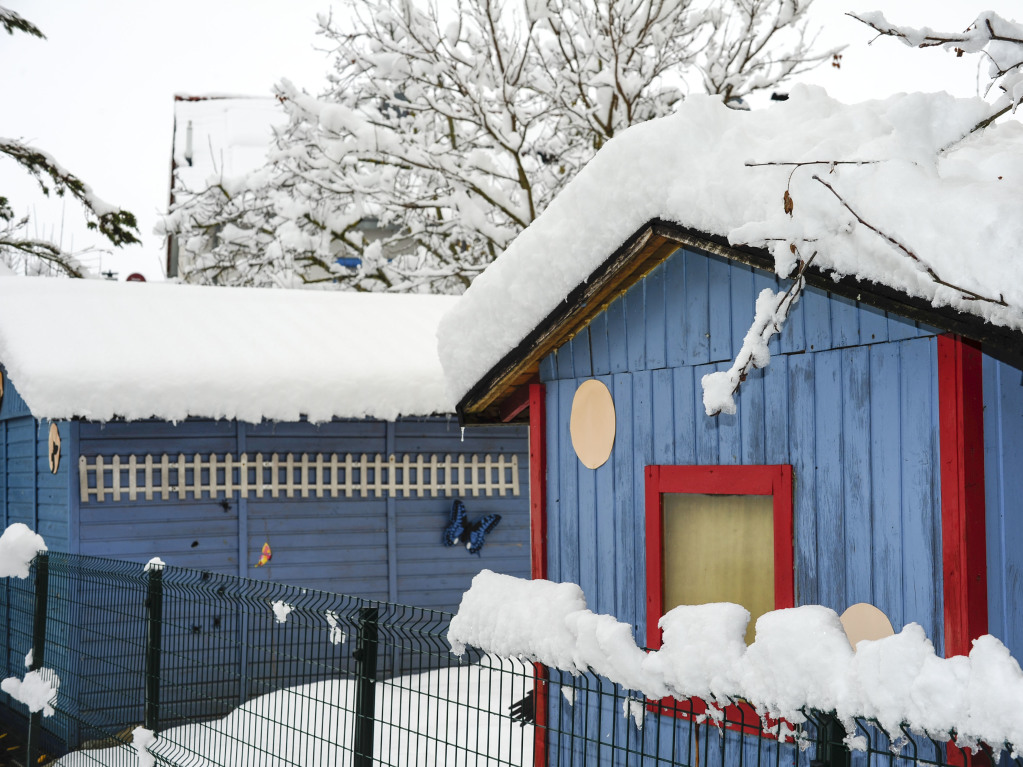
left=0, top=523, right=47, bottom=579
left=1, top=667, right=59, bottom=717
left=448, top=570, right=1023, bottom=751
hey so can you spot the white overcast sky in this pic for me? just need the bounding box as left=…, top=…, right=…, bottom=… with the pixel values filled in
left=0, top=1, right=1018, bottom=281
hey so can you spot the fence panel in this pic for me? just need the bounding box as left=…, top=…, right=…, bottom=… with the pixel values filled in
left=1, top=553, right=1018, bottom=767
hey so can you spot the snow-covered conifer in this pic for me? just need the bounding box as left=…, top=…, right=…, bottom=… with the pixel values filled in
left=0, top=7, right=139, bottom=277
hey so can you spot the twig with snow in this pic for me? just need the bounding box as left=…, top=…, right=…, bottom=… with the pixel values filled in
left=847, top=11, right=1023, bottom=145
left=701, top=250, right=816, bottom=417
left=812, top=174, right=1007, bottom=307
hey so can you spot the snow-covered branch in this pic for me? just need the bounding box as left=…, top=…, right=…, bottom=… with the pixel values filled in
left=850, top=11, right=1023, bottom=141
left=0, top=20, right=140, bottom=278
left=0, top=6, right=44, bottom=38
left=702, top=250, right=814, bottom=416
left=165, top=0, right=832, bottom=292
left=704, top=9, right=1023, bottom=413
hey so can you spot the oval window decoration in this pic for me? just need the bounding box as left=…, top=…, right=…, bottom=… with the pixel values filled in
left=48, top=423, right=61, bottom=474
left=840, top=602, right=895, bottom=650
left=570, top=379, right=616, bottom=469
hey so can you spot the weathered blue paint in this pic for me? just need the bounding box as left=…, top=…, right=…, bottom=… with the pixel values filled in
left=0, top=365, right=530, bottom=744
left=542, top=247, right=945, bottom=652
left=0, top=368, right=529, bottom=702
left=983, top=353, right=1023, bottom=659
left=69, top=417, right=528, bottom=610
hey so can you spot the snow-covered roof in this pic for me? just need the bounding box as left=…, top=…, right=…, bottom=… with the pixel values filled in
left=0, top=277, right=458, bottom=422
left=438, top=86, right=1023, bottom=410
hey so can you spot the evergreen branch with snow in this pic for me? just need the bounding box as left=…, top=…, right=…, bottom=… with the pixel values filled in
left=0, top=7, right=44, bottom=38
left=0, top=139, right=140, bottom=249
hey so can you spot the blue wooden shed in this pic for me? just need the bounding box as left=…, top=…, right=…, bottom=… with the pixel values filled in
left=438, top=90, right=1023, bottom=760
left=0, top=276, right=529, bottom=607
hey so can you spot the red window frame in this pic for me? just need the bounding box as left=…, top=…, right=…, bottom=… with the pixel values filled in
left=644, top=464, right=794, bottom=728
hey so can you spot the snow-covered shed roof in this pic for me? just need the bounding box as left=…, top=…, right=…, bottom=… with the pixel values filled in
left=0, top=277, right=457, bottom=423
left=437, top=86, right=1023, bottom=422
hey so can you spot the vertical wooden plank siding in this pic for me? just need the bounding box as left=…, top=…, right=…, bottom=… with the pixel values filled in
left=842, top=347, right=872, bottom=606
left=982, top=353, right=1023, bottom=659
left=541, top=245, right=945, bottom=651
left=814, top=351, right=845, bottom=610
left=869, top=343, right=904, bottom=628
left=938, top=335, right=988, bottom=657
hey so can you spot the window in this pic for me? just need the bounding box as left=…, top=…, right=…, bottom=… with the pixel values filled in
left=645, top=465, right=794, bottom=651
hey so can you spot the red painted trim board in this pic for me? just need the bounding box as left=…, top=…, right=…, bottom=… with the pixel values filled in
left=644, top=464, right=793, bottom=726
left=645, top=463, right=794, bottom=652
left=528, top=383, right=548, bottom=581
left=528, top=383, right=548, bottom=767
left=937, top=334, right=988, bottom=658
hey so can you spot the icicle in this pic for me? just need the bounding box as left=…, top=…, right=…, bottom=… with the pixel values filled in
left=460, top=426, right=465, bottom=443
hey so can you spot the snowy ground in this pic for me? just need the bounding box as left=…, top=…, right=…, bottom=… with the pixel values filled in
left=54, top=658, right=532, bottom=767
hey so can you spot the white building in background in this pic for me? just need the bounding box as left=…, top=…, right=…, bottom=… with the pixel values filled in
left=165, top=94, right=285, bottom=278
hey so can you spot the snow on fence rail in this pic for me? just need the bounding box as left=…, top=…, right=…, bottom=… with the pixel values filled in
left=78, top=452, right=520, bottom=503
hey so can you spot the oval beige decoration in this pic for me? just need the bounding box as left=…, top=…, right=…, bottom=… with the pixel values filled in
left=48, top=423, right=61, bottom=474
left=840, top=602, right=895, bottom=649
left=570, top=379, right=616, bottom=469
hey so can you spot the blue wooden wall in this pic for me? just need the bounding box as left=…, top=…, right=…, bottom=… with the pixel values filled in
left=0, top=367, right=75, bottom=745
left=983, top=354, right=1023, bottom=660
left=75, top=416, right=529, bottom=609
left=540, top=248, right=945, bottom=652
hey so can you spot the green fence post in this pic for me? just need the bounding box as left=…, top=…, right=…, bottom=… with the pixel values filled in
left=25, top=552, right=49, bottom=767
left=811, top=712, right=851, bottom=767
left=144, top=563, right=164, bottom=732
left=352, top=606, right=379, bottom=767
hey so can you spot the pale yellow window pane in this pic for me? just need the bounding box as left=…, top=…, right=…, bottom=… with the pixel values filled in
left=663, top=493, right=774, bottom=644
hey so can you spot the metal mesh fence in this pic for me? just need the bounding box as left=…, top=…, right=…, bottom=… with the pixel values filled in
left=0, top=553, right=1014, bottom=767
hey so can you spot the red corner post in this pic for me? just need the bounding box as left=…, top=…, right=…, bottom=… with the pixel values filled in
left=938, top=334, right=991, bottom=767
left=937, top=334, right=988, bottom=659
left=528, top=383, right=548, bottom=767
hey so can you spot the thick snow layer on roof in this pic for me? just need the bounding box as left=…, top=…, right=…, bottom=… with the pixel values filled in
left=0, top=277, right=457, bottom=422
left=438, top=86, right=1023, bottom=400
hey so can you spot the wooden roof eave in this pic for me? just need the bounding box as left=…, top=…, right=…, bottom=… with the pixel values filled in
left=457, top=219, right=1023, bottom=425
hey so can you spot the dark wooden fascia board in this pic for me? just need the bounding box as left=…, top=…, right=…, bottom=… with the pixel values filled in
left=458, top=224, right=670, bottom=423
left=458, top=218, right=1023, bottom=424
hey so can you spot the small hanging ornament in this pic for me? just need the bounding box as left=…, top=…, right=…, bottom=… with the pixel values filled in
left=48, top=423, right=61, bottom=474
left=254, top=542, right=272, bottom=567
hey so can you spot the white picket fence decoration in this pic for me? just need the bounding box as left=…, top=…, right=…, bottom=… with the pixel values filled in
left=79, top=452, right=520, bottom=503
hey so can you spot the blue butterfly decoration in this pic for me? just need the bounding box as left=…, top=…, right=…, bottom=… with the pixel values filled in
left=442, top=499, right=501, bottom=555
